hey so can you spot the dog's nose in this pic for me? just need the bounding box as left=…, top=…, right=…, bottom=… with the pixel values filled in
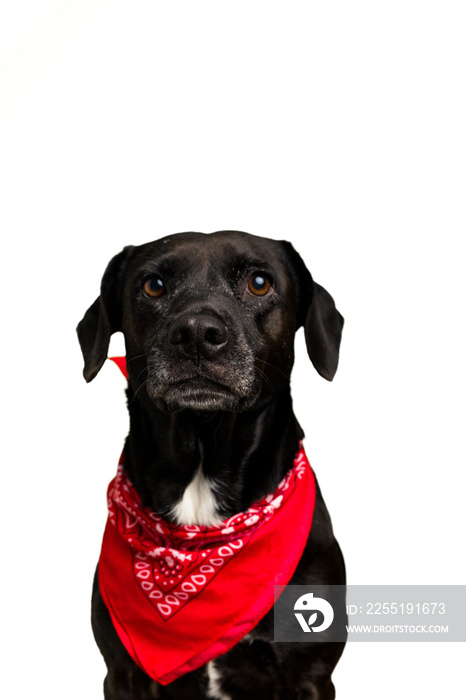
left=168, top=314, right=229, bottom=361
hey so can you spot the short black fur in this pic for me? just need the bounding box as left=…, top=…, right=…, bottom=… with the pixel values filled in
left=78, top=231, right=346, bottom=699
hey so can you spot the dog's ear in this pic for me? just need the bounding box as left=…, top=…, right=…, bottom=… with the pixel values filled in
left=280, top=241, right=344, bottom=381
left=77, top=246, right=135, bottom=382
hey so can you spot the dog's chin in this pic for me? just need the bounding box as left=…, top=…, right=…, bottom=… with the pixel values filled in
left=149, top=379, right=251, bottom=414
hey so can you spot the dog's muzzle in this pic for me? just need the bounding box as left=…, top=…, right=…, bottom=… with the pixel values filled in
left=145, top=310, right=258, bottom=413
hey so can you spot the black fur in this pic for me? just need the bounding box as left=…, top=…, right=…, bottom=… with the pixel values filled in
left=77, top=231, right=346, bottom=699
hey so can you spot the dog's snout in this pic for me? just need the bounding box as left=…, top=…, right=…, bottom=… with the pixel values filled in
left=168, top=314, right=229, bottom=361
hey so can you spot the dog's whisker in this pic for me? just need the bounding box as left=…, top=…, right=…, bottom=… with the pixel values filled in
left=126, top=353, right=148, bottom=364
left=129, top=367, right=149, bottom=402
left=132, top=380, right=148, bottom=403
left=127, top=365, right=149, bottom=384
left=256, top=358, right=290, bottom=381
left=253, top=363, right=275, bottom=394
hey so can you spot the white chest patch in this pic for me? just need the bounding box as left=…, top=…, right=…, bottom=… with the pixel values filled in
left=171, top=465, right=221, bottom=527
left=206, top=661, right=231, bottom=700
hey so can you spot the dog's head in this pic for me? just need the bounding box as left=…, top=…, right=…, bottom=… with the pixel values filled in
left=77, top=231, right=343, bottom=413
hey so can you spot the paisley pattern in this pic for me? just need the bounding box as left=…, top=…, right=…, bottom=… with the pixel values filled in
left=107, top=447, right=309, bottom=620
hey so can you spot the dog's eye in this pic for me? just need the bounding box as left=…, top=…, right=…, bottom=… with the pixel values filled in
left=247, top=273, right=272, bottom=297
left=143, top=276, right=166, bottom=298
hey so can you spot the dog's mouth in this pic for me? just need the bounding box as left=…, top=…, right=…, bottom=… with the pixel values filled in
left=148, top=375, right=247, bottom=413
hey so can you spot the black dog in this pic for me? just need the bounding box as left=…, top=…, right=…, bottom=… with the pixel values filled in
left=77, top=231, right=346, bottom=700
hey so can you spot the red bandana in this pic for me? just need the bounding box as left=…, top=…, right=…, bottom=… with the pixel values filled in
left=99, top=358, right=316, bottom=685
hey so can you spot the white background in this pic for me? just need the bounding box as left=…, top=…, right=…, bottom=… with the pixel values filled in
left=1, top=2, right=465, bottom=698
